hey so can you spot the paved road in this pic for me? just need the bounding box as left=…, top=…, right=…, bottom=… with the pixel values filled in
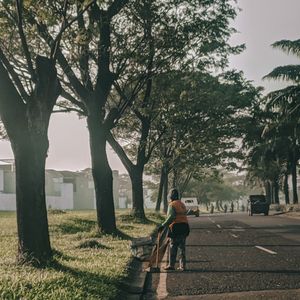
left=143, top=213, right=300, bottom=299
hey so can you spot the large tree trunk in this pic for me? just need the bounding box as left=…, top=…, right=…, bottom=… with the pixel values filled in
left=291, top=158, right=298, bottom=204
left=12, top=134, right=51, bottom=264
left=283, top=173, right=290, bottom=205
left=130, top=166, right=146, bottom=219
left=0, top=56, right=60, bottom=264
left=87, top=115, right=116, bottom=233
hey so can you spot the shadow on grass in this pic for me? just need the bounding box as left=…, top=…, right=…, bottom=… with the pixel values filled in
left=44, top=260, right=124, bottom=299
left=77, top=239, right=111, bottom=250
left=57, top=218, right=97, bottom=234
left=112, top=229, right=132, bottom=240
left=118, top=213, right=160, bottom=225
left=52, top=249, right=77, bottom=261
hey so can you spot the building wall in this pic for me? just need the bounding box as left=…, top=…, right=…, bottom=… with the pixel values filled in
left=0, top=162, right=120, bottom=211
left=3, top=169, right=15, bottom=193
left=73, top=177, right=95, bottom=210
left=0, top=170, right=3, bottom=192
left=0, top=193, right=16, bottom=211
left=46, top=183, right=73, bottom=210
left=45, top=173, right=63, bottom=197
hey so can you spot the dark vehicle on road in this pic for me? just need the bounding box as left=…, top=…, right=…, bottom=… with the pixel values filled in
left=248, top=195, right=270, bottom=216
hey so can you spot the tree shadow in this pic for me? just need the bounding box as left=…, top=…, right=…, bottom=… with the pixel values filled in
left=118, top=212, right=163, bottom=225
left=56, top=218, right=97, bottom=234
left=52, top=249, right=77, bottom=261
left=112, top=229, right=132, bottom=240
left=43, top=259, right=125, bottom=299
left=77, top=239, right=111, bottom=250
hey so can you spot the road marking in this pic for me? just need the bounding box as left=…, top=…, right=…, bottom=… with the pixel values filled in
left=230, top=233, right=238, bottom=238
left=216, top=224, right=222, bottom=229
left=208, top=217, right=216, bottom=224
left=255, top=246, right=277, bottom=255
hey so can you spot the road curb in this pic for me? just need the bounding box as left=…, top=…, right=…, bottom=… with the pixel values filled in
left=123, top=229, right=160, bottom=299
left=121, top=257, right=148, bottom=299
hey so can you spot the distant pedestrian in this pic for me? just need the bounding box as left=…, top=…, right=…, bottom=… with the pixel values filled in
left=158, top=188, right=190, bottom=271
left=230, top=202, right=234, bottom=213
left=224, top=204, right=228, bottom=213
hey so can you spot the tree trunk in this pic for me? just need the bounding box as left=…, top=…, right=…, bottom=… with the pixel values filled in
left=269, top=182, right=274, bottom=204
left=107, top=133, right=147, bottom=220
left=216, top=200, right=220, bottom=211
left=265, top=181, right=271, bottom=203
left=172, top=168, right=178, bottom=188
left=130, top=166, right=146, bottom=219
left=283, top=173, right=290, bottom=204
left=291, top=158, right=298, bottom=204
left=0, top=56, right=60, bottom=264
left=163, top=171, right=169, bottom=213
left=12, top=134, right=51, bottom=264
left=155, top=166, right=165, bottom=211
left=273, top=179, right=280, bottom=204
left=87, top=115, right=116, bottom=233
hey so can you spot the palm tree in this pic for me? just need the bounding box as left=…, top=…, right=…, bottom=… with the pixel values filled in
left=263, top=39, right=300, bottom=204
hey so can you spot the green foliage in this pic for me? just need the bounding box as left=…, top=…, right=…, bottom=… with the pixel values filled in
left=184, top=170, right=245, bottom=204
left=0, top=210, right=162, bottom=300
left=244, top=36, right=300, bottom=194
left=264, top=65, right=300, bottom=82
left=146, top=70, right=261, bottom=188
left=111, top=0, right=243, bottom=165
left=272, top=39, right=300, bottom=58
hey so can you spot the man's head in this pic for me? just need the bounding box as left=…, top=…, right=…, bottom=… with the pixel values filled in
left=169, top=188, right=179, bottom=201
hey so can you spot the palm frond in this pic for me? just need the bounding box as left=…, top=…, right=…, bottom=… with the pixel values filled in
left=272, top=39, right=300, bottom=58
left=266, top=85, right=300, bottom=108
left=263, top=65, right=300, bottom=82
left=265, top=85, right=300, bottom=120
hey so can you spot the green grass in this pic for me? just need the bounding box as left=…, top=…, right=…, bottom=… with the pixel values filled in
left=0, top=210, right=164, bottom=300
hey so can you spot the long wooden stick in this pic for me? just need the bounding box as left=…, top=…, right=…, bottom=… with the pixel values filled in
left=156, top=231, right=161, bottom=268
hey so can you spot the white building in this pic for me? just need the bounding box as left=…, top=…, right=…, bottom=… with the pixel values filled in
left=0, top=160, right=119, bottom=211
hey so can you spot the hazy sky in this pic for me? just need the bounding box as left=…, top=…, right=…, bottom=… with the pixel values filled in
left=229, top=0, right=300, bottom=91
left=1, top=0, right=300, bottom=172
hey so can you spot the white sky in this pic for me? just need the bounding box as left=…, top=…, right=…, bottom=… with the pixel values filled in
left=1, top=0, right=300, bottom=172
left=229, top=0, right=300, bottom=91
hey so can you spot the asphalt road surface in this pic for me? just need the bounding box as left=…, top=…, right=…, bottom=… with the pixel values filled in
left=143, top=212, right=300, bottom=299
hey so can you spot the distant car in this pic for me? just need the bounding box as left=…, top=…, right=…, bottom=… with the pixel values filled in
left=248, top=195, right=270, bottom=216
left=181, top=198, right=199, bottom=217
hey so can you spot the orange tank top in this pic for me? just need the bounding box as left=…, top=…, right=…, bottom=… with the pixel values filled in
left=169, top=200, right=188, bottom=228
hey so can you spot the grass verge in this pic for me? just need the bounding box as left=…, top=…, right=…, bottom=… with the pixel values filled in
left=0, top=210, right=164, bottom=300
